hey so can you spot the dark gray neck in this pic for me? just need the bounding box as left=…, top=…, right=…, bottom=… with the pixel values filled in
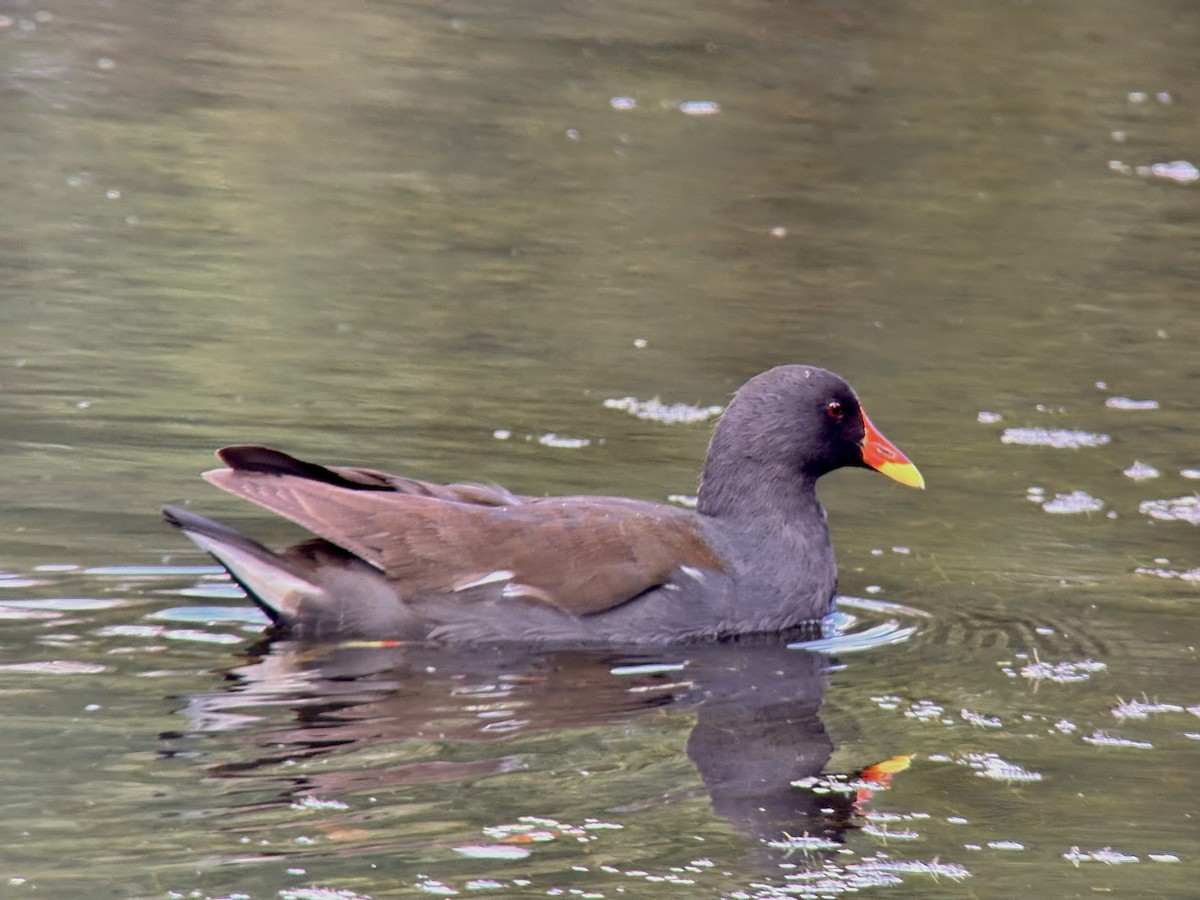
left=696, top=456, right=823, bottom=523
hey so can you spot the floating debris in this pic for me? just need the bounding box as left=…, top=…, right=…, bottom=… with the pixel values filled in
left=1106, top=396, right=1160, bottom=410
left=537, top=433, right=590, bottom=449
left=1150, top=160, right=1199, bottom=183
left=283, top=888, right=374, bottom=900
left=1139, top=496, right=1200, bottom=524
left=903, top=699, right=948, bottom=723
left=1133, top=565, right=1200, bottom=582
left=849, top=858, right=971, bottom=881
left=863, top=823, right=921, bottom=840
left=1042, top=490, right=1104, bottom=514
left=1001, top=428, right=1110, bottom=449
left=481, top=815, right=621, bottom=846
left=965, top=752, right=1043, bottom=783
left=765, top=833, right=842, bottom=852
left=1123, top=461, right=1160, bottom=481
left=678, top=99, right=720, bottom=116
left=1015, top=656, right=1107, bottom=684
left=1063, top=846, right=1140, bottom=866
left=603, top=395, right=723, bottom=424
left=411, top=881, right=459, bottom=897
left=1109, top=159, right=1200, bottom=183
left=609, top=96, right=637, bottom=110
left=977, top=411, right=1003, bottom=424
left=1082, top=730, right=1153, bottom=749
left=1181, top=468, right=1200, bottom=480
left=1112, top=697, right=1184, bottom=720
left=961, top=708, right=1003, bottom=728
left=291, top=796, right=350, bottom=811
left=987, top=840, right=1025, bottom=850
left=783, top=868, right=905, bottom=891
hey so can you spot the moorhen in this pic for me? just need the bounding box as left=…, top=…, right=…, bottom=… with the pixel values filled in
left=163, top=365, right=922, bottom=643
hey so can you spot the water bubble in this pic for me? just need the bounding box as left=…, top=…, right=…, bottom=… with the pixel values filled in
left=961, top=708, right=1002, bottom=728
left=603, top=396, right=723, bottom=424
left=1123, top=461, right=1159, bottom=481
left=1106, top=396, right=1159, bottom=410
left=1001, top=427, right=1110, bottom=449
left=1042, top=490, right=1104, bottom=514
left=1064, top=846, right=1140, bottom=865
left=1082, top=730, right=1153, bottom=749
left=1138, top=496, right=1200, bottom=524
left=537, top=433, right=590, bottom=449
left=678, top=100, right=720, bottom=116
left=1150, top=160, right=1198, bottom=183
left=1111, top=697, right=1183, bottom=720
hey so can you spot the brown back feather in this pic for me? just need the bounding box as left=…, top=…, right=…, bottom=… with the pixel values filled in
left=203, top=449, right=722, bottom=617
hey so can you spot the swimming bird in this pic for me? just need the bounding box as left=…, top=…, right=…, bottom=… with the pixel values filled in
left=163, top=365, right=922, bottom=643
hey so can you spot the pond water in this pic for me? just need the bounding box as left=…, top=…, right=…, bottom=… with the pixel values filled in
left=1, top=1, right=1198, bottom=897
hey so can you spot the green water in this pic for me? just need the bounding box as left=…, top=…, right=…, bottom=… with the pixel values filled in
left=0, top=1, right=1197, bottom=896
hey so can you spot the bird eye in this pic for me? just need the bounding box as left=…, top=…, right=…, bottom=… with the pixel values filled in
left=825, top=400, right=845, bottom=420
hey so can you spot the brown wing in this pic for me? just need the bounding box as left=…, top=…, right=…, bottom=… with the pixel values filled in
left=202, top=446, right=722, bottom=617
left=210, top=445, right=527, bottom=506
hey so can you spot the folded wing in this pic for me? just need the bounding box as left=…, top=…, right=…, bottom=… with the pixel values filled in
left=203, top=445, right=723, bottom=617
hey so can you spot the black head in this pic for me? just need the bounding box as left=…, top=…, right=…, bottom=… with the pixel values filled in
left=697, top=365, right=921, bottom=516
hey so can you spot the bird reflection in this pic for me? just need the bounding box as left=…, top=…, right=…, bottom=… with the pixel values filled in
left=174, top=636, right=900, bottom=863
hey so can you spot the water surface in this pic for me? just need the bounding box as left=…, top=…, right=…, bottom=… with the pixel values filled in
left=1, top=1, right=1197, bottom=896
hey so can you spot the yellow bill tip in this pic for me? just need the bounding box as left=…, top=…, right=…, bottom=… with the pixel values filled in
left=877, top=459, right=925, bottom=490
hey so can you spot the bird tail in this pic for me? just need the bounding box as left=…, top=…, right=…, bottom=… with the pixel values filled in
left=161, top=505, right=318, bottom=629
